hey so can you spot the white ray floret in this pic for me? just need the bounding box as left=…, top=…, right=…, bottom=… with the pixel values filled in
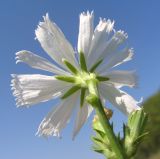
left=102, top=70, right=137, bottom=88
left=16, top=50, right=69, bottom=75
left=73, top=102, right=93, bottom=139
left=87, top=18, right=114, bottom=68
left=78, top=11, right=94, bottom=58
left=11, top=74, right=72, bottom=107
left=99, top=83, right=141, bottom=115
left=37, top=92, right=80, bottom=137
left=97, top=48, right=134, bottom=73
left=35, top=13, right=78, bottom=69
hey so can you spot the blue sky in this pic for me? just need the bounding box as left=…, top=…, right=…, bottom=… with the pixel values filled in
left=0, top=0, right=160, bottom=159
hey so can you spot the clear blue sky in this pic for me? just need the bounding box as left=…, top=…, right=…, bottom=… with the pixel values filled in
left=0, top=0, right=160, bottom=159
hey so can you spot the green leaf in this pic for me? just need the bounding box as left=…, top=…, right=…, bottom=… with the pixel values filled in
left=61, top=85, right=81, bottom=99
left=96, top=76, right=110, bottom=82
left=128, top=109, right=148, bottom=140
left=93, top=128, right=105, bottom=139
left=92, top=136, right=103, bottom=144
left=55, top=75, right=75, bottom=83
left=134, top=132, right=149, bottom=145
left=92, top=137, right=106, bottom=150
left=123, top=109, right=148, bottom=158
left=79, top=52, right=87, bottom=72
left=62, top=58, right=78, bottom=74
left=80, top=88, right=86, bottom=107
left=90, top=59, right=103, bottom=72
left=92, top=146, right=104, bottom=154
left=92, top=119, right=105, bottom=133
left=117, top=132, right=121, bottom=141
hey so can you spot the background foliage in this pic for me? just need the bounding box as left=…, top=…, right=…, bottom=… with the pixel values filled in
left=134, top=91, right=160, bottom=159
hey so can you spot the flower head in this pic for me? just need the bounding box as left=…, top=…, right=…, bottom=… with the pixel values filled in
left=11, top=11, right=141, bottom=139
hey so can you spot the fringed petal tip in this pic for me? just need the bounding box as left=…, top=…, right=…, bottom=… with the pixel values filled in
left=98, top=18, right=115, bottom=32
left=15, top=50, right=29, bottom=64
left=113, top=47, right=134, bottom=68
left=137, top=97, right=143, bottom=105
left=11, top=74, right=27, bottom=107
left=107, top=20, right=115, bottom=32
left=36, top=13, right=52, bottom=32
left=35, top=12, right=58, bottom=37
left=43, top=12, right=49, bottom=20
left=11, top=74, right=68, bottom=108
left=127, top=48, right=134, bottom=61
left=15, top=51, right=21, bottom=64
left=80, top=10, right=94, bottom=17
left=123, top=94, right=142, bottom=115
left=11, top=74, right=35, bottom=108
left=41, top=13, right=54, bottom=28
left=35, top=92, right=79, bottom=139
left=35, top=15, right=46, bottom=37
left=114, top=30, right=128, bottom=43
left=35, top=118, right=61, bottom=138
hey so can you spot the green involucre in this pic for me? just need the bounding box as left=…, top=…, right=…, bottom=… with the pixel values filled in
left=62, top=58, right=78, bottom=75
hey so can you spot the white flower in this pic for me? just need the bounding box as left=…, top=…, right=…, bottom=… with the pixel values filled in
left=11, top=12, right=141, bottom=139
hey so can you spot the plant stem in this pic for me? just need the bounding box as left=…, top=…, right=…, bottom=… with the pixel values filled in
left=86, top=79, right=126, bottom=159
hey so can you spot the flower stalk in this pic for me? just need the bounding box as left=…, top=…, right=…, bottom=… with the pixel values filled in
left=86, top=79, right=126, bottom=159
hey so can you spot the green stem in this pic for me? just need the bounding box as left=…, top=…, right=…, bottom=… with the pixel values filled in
left=86, top=79, right=126, bottom=159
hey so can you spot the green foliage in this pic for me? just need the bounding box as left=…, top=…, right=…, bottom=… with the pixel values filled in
left=92, top=119, right=117, bottom=159
left=92, top=109, right=148, bottom=159
left=134, top=91, right=160, bottom=159
left=122, top=109, right=148, bottom=158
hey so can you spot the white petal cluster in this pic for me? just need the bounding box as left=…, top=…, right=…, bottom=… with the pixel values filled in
left=11, top=11, right=141, bottom=138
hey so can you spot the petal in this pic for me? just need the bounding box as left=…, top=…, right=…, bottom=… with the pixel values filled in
left=35, top=13, right=77, bottom=69
left=97, top=48, right=133, bottom=73
left=103, top=70, right=137, bottom=88
left=99, top=30, right=128, bottom=60
left=36, top=92, right=80, bottom=137
left=78, top=11, right=94, bottom=57
left=92, top=30, right=128, bottom=71
left=11, top=74, right=72, bottom=107
left=99, top=83, right=141, bottom=115
left=72, top=103, right=93, bottom=139
left=16, top=50, right=69, bottom=75
left=87, top=18, right=114, bottom=68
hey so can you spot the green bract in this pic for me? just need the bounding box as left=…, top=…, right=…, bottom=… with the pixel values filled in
left=55, top=52, right=109, bottom=103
